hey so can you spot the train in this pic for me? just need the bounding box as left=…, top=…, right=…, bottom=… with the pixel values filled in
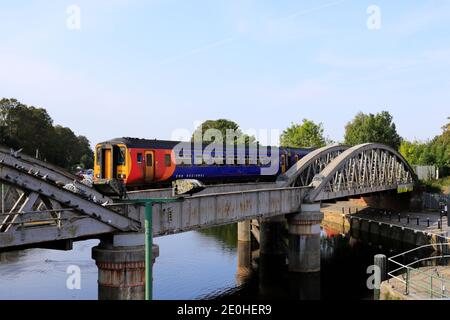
left=93, top=137, right=312, bottom=194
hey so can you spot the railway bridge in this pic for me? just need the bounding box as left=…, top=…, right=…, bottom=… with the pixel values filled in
left=0, top=143, right=416, bottom=299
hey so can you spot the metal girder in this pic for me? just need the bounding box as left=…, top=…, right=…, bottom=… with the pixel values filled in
left=0, top=216, right=115, bottom=249
left=134, top=187, right=307, bottom=237
left=0, top=147, right=111, bottom=204
left=276, top=144, right=349, bottom=187
left=127, top=182, right=278, bottom=200
left=0, top=164, right=140, bottom=232
left=306, top=143, right=417, bottom=202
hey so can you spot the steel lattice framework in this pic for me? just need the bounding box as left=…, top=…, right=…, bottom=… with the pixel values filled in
left=0, top=149, right=141, bottom=249
left=305, top=143, right=416, bottom=202
left=276, top=145, right=349, bottom=187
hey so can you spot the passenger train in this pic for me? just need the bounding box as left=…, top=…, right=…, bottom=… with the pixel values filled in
left=93, top=138, right=312, bottom=192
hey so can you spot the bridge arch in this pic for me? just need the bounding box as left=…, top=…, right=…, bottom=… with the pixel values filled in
left=305, top=143, right=417, bottom=202
left=276, top=144, right=349, bottom=187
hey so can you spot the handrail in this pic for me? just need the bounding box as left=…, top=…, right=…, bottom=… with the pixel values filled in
left=389, top=243, right=450, bottom=261
left=387, top=242, right=450, bottom=298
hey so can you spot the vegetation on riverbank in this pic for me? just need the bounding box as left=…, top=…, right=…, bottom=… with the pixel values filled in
left=0, top=98, right=93, bottom=171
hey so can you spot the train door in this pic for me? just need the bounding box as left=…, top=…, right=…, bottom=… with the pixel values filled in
left=144, top=151, right=155, bottom=183
left=103, top=149, right=112, bottom=179
left=281, top=154, right=287, bottom=173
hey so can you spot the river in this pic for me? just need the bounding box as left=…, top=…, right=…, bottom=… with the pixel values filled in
left=0, top=224, right=407, bottom=300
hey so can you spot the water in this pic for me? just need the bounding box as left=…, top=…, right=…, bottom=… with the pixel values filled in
left=0, top=224, right=406, bottom=300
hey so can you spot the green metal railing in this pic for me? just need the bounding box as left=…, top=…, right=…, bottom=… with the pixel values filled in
left=388, top=242, right=450, bottom=299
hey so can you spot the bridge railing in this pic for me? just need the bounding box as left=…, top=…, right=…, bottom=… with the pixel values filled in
left=388, top=243, right=450, bottom=299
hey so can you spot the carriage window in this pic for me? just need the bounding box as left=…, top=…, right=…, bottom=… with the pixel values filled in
left=137, top=153, right=143, bottom=164
left=146, top=154, right=153, bottom=167
left=165, top=154, right=171, bottom=167
left=118, top=147, right=126, bottom=165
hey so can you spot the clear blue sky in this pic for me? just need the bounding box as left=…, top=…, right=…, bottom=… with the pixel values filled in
left=0, top=0, right=449, bottom=146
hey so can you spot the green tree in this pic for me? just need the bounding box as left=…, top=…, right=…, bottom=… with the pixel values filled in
left=0, top=98, right=94, bottom=170
left=344, top=111, right=402, bottom=149
left=399, top=140, right=432, bottom=165
left=191, top=119, right=256, bottom=145
left=399, top=117, right=449, bottom=170
left=0, top=98, right=55, bottom=160
left=431, top=117, right=450, bottom=168
left=280, top=119, right=327, bottom=148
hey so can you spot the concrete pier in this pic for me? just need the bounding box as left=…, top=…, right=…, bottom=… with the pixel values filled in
left=92, top=234, right=159, bottom=300
left=237, top=220, right=251, bottom=242
left=287, top=203, right=324, bottom=273
left=236, top=240, right=252, bottom=286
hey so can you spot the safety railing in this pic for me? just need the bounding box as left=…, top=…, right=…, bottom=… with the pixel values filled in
left=388, top=243, right=450, bottom=299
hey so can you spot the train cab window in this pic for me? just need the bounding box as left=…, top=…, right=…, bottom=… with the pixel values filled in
left=165, top=154, right=171, bottom=167
left=118, top=147, right=126, bottom=165
left=146, top=153, right=153, bottom=167
left=137, top=153, right=143, bottom=164
left=96, top=148, right=101, bottom=165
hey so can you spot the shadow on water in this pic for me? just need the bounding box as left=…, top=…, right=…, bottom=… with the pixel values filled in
left=0, top=219, right=441, bottom=300
left=216, top=223, right=436, bottom=301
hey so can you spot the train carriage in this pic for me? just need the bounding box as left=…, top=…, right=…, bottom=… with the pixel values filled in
left=93, top=138, right=312, bottom=193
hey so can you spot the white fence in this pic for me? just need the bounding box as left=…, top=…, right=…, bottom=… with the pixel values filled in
left=413, top=165, right=438, bottom=181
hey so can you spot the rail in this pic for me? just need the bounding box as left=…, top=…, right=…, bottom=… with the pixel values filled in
left=388, top=243, right=450, bottom=299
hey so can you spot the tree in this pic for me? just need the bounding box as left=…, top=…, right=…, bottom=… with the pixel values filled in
left=280, top=119, right=327, bottom=148
left=399, top=117, right=449, bottom=169
left=430, top=117, right=450, bottom=168
left=399, top=140, right=432, bottom=165
left=0, top=98, right=55, bottom=160
left=344, top=111, right=402, bottom=150
left=191, top=119, right=256, bottom=145
left=0, top=98, right=94, bottom=170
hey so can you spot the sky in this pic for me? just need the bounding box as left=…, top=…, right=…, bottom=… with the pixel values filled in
left=0, top=0, right=449, bottom=147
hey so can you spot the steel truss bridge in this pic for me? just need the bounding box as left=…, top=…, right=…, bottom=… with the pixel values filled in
left=0, top=143, right=416, bottom=251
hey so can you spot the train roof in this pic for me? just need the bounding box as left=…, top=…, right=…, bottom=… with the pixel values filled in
left=98, top=137, right=315, bottom=152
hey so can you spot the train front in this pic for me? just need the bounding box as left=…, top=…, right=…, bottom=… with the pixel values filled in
left=93, top=141, right=128, bottom=196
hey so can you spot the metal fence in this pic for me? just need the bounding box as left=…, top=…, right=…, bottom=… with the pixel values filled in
left=414, top=166, right=438, bottom=181
left=388, top=243, right=450, bottom=299
left=422, top=193, right=450, bottom=210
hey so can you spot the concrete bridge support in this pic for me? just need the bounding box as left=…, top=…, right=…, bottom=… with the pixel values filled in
left=237, top=220, right=251, bottom=242
left=92, top=233, right=159, bottom=300
left=236, top=241, right=252, bottom=286
left=236, top=220, right=252, bottom=286
left=287, top=203, right=324, bottom=273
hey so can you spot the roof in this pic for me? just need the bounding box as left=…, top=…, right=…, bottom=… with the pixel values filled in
left=98, top=137, right=314, bottom=153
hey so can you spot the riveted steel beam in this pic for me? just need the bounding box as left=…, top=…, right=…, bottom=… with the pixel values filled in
left=306, top=143, right=417, bottom=202
left=0, top=164, right=140, bottom=231
left=276, top=145, right=349, bottom=188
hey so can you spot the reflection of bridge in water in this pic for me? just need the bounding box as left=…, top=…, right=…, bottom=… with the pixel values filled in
left=0, top=143, right=417, bottom=299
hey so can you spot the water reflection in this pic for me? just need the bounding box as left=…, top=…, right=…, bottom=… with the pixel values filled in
left=0, top=220, right=441, bottom=300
